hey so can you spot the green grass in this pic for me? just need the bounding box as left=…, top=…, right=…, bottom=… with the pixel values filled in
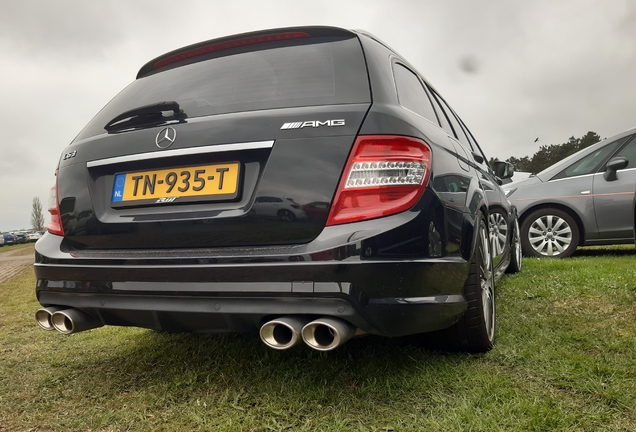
left=1, top=247, right=635, bottom=431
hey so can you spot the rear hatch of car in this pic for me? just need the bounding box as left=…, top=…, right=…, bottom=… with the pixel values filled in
left=56, top=27, right=371, bottom=250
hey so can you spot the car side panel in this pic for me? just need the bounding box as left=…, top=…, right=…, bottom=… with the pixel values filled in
left=592, top=168, right=636, bottom=239
left=512, top=175, right=598, bottom=241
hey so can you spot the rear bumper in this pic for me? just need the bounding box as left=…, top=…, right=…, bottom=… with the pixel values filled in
left=36, top=290, right=467, bottom=337
left=34, top=209, right=472, bottom=337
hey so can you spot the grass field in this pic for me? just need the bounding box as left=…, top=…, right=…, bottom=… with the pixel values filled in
left=1, top=247, right=635, bottom=431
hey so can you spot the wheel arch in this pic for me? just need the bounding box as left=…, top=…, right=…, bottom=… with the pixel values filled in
left=488, top=204, right=513, bottom=258
left=460, top=200, right=490, bottom=262
left=519, top=203, right=586, bottom=245
left=488, top=204, right=511, bottom=230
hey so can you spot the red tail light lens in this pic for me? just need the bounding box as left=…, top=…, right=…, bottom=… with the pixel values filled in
left=326, top=135, right=431, bottom=226
left=47, top=172, right=64, bottom=236
left=154, top=32, right=310, bottom=70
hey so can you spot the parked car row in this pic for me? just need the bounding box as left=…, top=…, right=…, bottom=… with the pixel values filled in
left=1, top=231, right=43, bottom=246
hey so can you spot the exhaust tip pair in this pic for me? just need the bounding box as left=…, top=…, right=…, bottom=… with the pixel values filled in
left=260, top=316, right=356, bottom=351
left=35, top=307, right=103, bottom=335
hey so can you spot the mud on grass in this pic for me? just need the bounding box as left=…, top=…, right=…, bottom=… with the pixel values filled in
left=1, top=248, right=635, bottom=431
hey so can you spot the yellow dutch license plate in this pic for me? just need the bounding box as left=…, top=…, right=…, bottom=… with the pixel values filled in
left=111, top=162, right=240, bottom=207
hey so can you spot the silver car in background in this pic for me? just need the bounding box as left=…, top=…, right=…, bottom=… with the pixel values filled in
left=504, top=128, right=636, bottom=258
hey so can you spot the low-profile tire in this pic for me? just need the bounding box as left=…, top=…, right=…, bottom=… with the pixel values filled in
left=505, top=216, right=523, bottom=274
left=520, top=208, right=579, bottom=258
left=420, top=216, right=496, bottom=353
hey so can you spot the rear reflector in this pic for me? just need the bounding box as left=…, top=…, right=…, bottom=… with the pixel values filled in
left=154, top=32, right=311, bottom=70
left=47, top=172, right=64, bottom=236
left=326, top=135, right=431, bottom=226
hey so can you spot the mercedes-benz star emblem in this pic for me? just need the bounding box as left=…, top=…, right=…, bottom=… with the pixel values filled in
left=155, top=127, right=177, bottom=149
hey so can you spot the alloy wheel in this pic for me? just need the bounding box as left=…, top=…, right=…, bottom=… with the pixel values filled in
left=528, top=214, right=572, bottom=257
left=488, top=212, right=508, bottom=257
left=478, top=222, right=495, bottom=342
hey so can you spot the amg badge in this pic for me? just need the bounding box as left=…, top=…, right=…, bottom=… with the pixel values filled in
left=281, top=119, right=345, bottom=130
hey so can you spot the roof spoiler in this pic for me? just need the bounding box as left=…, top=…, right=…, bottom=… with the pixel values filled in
left=136, top=26, right=357, bottom=79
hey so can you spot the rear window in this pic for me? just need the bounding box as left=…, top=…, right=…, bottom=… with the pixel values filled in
left=75, top=37, right=370, bottom=141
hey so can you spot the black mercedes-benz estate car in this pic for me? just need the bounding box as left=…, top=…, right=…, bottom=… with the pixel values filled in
left=35, top=26, right=522, bottom=353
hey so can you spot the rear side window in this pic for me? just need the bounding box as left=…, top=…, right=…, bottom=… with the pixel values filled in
left=427, top=87, right=454, bottom=136
left=432, top=92, right=472, bottom=149
left=393, top=64, right=438, bottom=124
left=459, top=119, right=479, bottom=150
left=75, top=37, right=370, bottom=141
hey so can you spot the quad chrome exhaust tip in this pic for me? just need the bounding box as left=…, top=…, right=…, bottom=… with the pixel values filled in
left=35, top=306, right=65, bottom=331
left=259, top=316, right=309, bottom=350
left=36, top=307, right=103, bottom=335
left=51, top=309, right=103, bottom=335
left=301, top=317, right=356, bottom=351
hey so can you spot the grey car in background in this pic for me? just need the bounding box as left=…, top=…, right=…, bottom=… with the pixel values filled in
left=504, top=128, right=636, bottom=258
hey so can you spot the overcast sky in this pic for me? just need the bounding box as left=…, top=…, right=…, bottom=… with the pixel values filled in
left=1, top=0, right=635, bottom=231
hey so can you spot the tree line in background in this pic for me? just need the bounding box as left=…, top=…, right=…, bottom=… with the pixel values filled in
left=491, top=131, right=601, bottom=174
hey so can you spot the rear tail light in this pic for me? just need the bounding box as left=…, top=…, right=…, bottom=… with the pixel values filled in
left=326, top=135, right=431, bottom=226
left=47, top=172, right=64, bottom=236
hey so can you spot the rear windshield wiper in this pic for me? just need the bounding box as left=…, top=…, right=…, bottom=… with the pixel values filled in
left=104, top=101, right=186, bottom=132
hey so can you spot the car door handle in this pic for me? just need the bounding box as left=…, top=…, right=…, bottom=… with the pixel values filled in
left=581, top=190, right=591, bottom=195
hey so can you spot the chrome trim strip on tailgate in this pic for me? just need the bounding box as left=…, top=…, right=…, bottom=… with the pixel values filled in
left=86, top=140, right=275, bottom=168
